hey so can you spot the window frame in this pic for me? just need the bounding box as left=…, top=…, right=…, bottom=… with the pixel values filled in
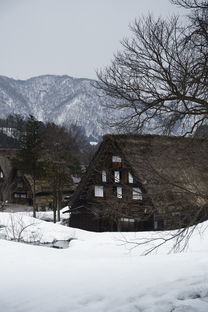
left=94, top=185, right=104, bottom=198
left=114, top=170, right=120, bottom=183
left=128, top=172, right=133, bottom=184
left=132, top=187, right=142, bottom=200
left=102, top=170, right=107, bottom=182
left=112, top=156, right=122, bottom=163
left=116, top=186, right=122, bottom=199
left=120, top=217, right=135, bottom=223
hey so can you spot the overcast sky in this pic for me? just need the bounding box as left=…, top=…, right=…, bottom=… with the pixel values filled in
left=0, top=0, right=185, bottom=80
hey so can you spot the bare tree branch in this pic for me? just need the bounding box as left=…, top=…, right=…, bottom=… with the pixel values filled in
left=96, top=3, right=208, bottom=135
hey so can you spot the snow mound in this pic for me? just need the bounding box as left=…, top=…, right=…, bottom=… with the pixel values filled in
left=0, top=211, right=76, bottom=243
left=0, top=211, right=208, bottom=311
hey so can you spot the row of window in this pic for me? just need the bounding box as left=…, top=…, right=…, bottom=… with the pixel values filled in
left=94, top=185, right=142, bottom=200
left=120, top=217, right=135, bottom=223
left=101, top=170, right=134, bottom=184
left=13, top=193, right=27, bottom=199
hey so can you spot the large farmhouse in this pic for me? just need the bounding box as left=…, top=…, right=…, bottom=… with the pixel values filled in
left=68, top=134, right=208, bottom=232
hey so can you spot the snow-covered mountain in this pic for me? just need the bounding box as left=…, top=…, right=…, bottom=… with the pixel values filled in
left=0, top=75, right=113, bottom=139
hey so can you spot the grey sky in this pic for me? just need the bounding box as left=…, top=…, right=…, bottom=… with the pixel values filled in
left=0, top=0, right=184, bottom=80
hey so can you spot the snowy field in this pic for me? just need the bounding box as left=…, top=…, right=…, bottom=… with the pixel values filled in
left=1, top=211, right=208, bottom=312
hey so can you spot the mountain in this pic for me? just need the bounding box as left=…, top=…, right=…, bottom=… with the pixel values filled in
left=0, top=75, right=113, bottom=140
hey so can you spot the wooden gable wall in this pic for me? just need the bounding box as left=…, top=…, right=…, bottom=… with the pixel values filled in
left=69, top=139, right=155, bottom=232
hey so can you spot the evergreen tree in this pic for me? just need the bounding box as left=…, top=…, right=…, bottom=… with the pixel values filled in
left=15, top=116, right=46, bottom=217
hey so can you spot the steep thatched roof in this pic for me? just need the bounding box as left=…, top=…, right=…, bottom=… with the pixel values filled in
left=103, top=134, right=208, bottom=214
left=71, top=134, right=208, bottom=217
left=0, top=148, right=73, bottom=199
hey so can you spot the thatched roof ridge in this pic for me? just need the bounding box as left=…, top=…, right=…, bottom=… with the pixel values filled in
left=103, top=133, right=206, bottom=144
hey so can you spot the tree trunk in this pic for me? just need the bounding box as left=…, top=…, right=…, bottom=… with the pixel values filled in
left=117, top=220, right=122, bottom=232
left=32, top=178, right=36, bottom=218
left=57, top=191, right=61, bottom=222
left=53, top=200, right=57, bottom=223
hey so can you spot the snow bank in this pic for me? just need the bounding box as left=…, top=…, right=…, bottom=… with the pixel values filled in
left=0, top=211, right=75, bottom=243
left=0, top=211, right=208, bottom=311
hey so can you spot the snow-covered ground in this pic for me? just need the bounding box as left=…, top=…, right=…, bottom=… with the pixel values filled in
left=0, top=211, right=208, bottom=312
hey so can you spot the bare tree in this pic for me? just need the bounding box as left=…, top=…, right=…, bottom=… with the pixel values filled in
left=117, top=136, right=208, bottom=254
left=0, top=200, right=8, bottom=211
left=4, top=213, right=39, bottom=243
left=96, top=0, right=208, bottom=135
left=46, top=160, right=71, bottom=223
left=172, top=0, right=208, bottom=9
left=95, top=1, right=208, bottom=252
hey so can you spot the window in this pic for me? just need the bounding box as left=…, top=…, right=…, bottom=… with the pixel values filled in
left=94, top=185, right=104, bottom=197
left=120, top=218, right=135, bottom=223
left=114, top=171, right=120, bottom=183
left=14, top=193, right=27, bottom=198
left=102, top=170, right=107, bottom=182
left=132, top=187, right=142, bottom=200
left=120, top=217, right=135, bottom=231
left=128, top=172, right=133, bottom=184
left=112, top=156, right=121, bottom=163
left=117, top=187, right=122, bottom=198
